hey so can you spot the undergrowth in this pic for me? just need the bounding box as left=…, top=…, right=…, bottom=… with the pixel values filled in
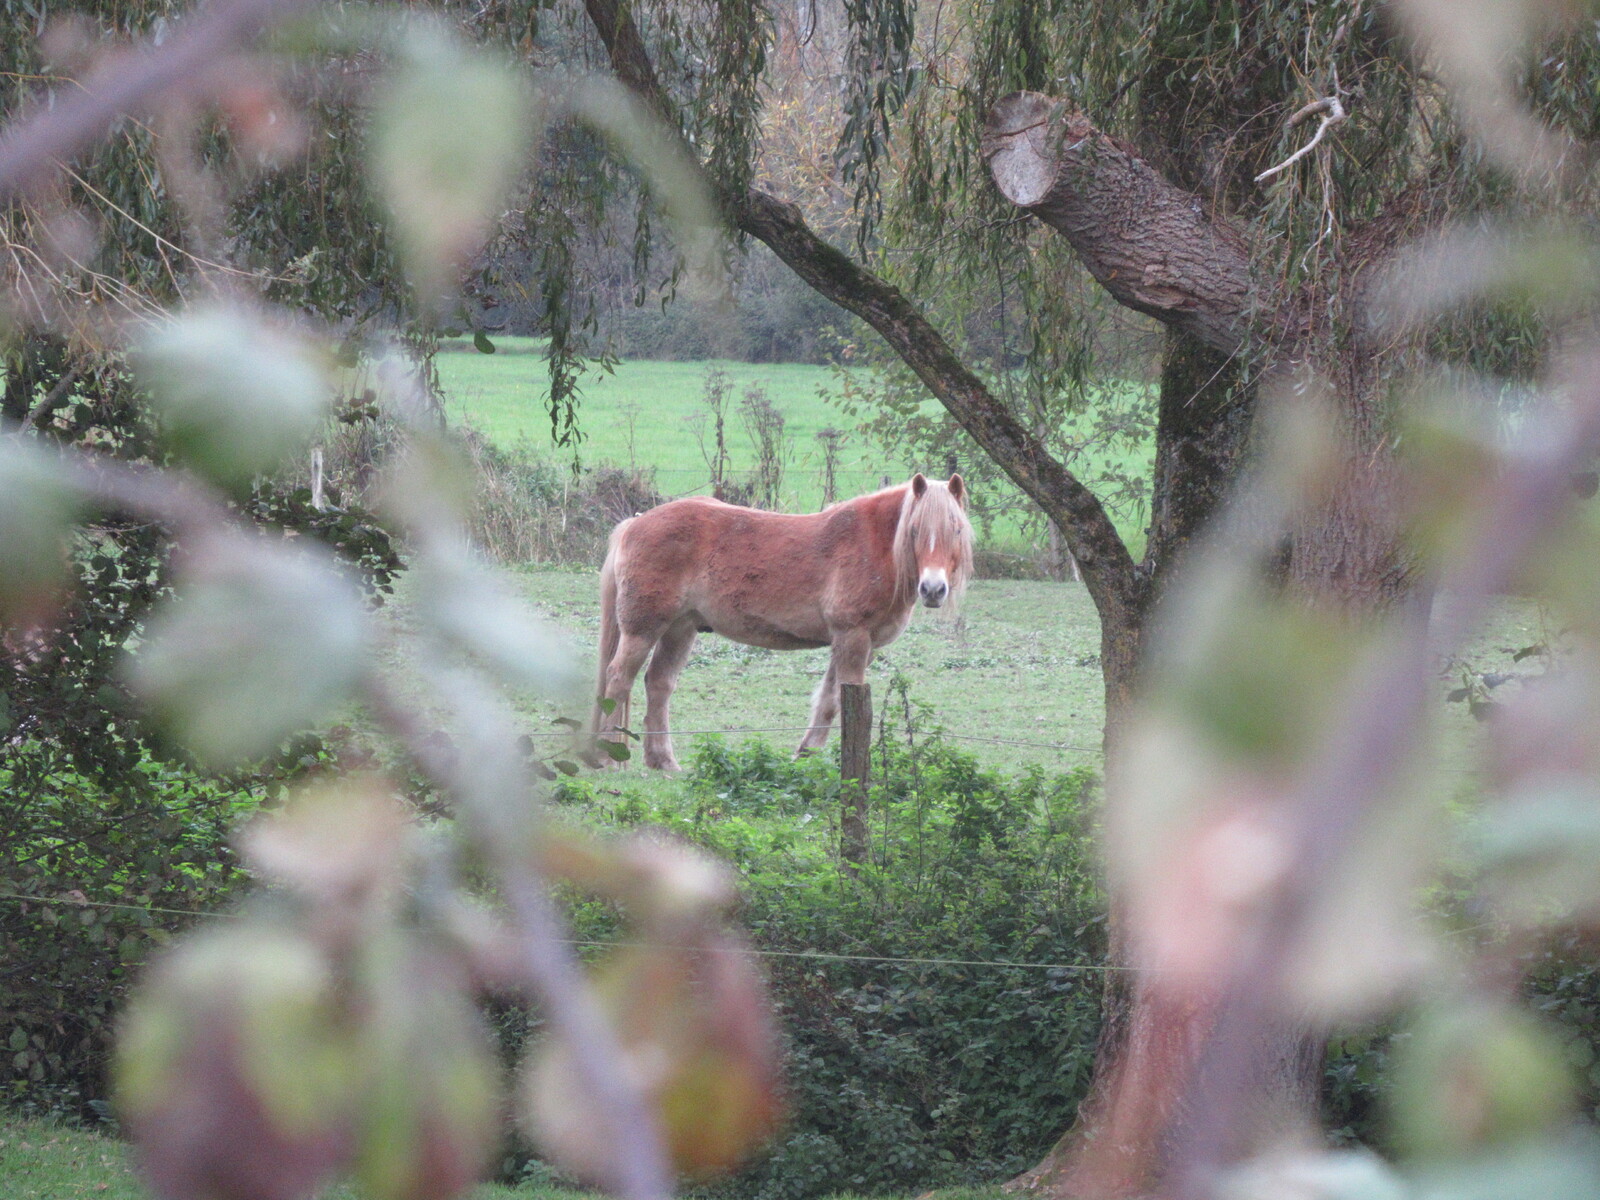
left=534, top=678, right=1110, bottom=1199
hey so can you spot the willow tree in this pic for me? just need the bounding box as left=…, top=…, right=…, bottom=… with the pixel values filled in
left=553, top=0, right=1600, bottom=1194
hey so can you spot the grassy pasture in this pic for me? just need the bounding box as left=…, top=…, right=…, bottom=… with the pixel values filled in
left=431, top=338, right=1156, bottom=558
left=488, top=565, right=1541, bottom=783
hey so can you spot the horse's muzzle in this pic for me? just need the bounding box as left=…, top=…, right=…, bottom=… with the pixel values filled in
left=919, top=580, right=949, bottom=607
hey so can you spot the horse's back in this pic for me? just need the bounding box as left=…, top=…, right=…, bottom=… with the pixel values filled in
left=617, top=496, right=828, bottom=558
left=609, top=495, right=868, bottom=649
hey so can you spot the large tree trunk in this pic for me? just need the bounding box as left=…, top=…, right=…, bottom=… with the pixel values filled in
left=1145, top=336, right=1253, bottom=586
left=986, top=93, right=1419, bottom=1198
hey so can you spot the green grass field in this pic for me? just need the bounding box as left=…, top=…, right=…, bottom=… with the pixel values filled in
left=0, top=1120, right=1007, bottom=1200
left=449, top=565, right=1541, bottom=784
left=432, top=338, right=1156, bottom=559
left=0, top=1121, right=564, bottom=1200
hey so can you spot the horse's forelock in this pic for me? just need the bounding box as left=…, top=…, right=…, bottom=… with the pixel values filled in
left=893, top=479, right=975, bottom=605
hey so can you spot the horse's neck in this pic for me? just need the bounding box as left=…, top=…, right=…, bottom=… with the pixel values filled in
left=860, top=486, right=911, bottom=545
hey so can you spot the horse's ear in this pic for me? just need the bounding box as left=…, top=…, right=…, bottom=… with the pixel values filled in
left=911, top=473, right=927, bottom=497
left=948, top=473, right=966, bottom=506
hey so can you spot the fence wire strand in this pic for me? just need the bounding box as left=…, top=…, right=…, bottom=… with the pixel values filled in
left=0, top=892, right=1499, bottom=973
left=0, top=890, right=1123, bottom=973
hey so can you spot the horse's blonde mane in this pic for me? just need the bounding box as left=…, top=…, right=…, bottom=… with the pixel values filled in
left=892, top=478, right=975, bottom=608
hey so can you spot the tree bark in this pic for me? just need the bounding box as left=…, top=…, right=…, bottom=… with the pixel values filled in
left=1144, top=333, right=1254, bottom=589
left=985, top=92, right=1419, bottom=1199
left=983, top=93, right=1307, bottom=359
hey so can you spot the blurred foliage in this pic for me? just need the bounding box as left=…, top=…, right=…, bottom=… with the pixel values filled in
left=0, top=323, right=400, bottom=1131
left=0, top=760, right=247, bottom=1121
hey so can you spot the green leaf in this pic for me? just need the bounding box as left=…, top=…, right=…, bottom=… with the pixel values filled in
left=353, top=936, right=500, bottom=1200
left=1476, top=778, right=1600, bottom=922
left=551, top=716, right=583, bottom=731
left=0, top=439, right=83, bottom=623
left=126, top=539, right=370, bottom=768
left=367, top=26, right=537, bottom=300
left=114, top=925, right=354, bottom=1199
left=552, top=760, right=580, bottom=776
left=1164, top=582, right=1361, bottom=768
left=411, top=553, right=581, bottom=697
left=598, top=738, right=631, bottom=762
left=472, top=329, right=496, bottom=354
left=1392, top=1001, right=1576, bottom=1160
left=131, top=305, right=331, bottom=488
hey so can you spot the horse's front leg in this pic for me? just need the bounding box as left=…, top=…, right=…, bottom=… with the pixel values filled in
left=795, top=629, right=871, bottom=757
left=597, top=632, right=655, bottom=767
left=641, top=618, right=697, bottom=771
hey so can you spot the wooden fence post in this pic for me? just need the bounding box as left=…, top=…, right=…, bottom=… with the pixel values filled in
left=839, top=682, right=871, bottom=871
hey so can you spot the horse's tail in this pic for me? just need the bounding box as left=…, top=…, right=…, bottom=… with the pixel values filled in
left=592, top=518, right=630, bottom=733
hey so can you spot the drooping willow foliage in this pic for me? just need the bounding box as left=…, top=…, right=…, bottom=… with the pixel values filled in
left=0, top=0, right=419, bottom=348
left=11, top=0, right=1600, bottom=481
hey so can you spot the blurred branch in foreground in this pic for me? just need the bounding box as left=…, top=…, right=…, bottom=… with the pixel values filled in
left=1, top=3, right=771, bottom=1200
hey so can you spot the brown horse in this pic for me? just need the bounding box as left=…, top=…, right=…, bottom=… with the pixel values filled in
left=594, top=474, right=972, bottom=770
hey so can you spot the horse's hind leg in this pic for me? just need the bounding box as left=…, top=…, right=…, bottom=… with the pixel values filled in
left=641, top=617, right=697, bottom=771
left=598, top=632, right=655, bottom=766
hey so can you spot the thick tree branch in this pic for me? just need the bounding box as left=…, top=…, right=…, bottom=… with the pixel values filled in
left=984, top=92, right=1307, bottom=357
left=732, top=190, right=1136, bottom=583
left=580, top=0, right=674, bottom=129
left=578, top=0, right=1143, bottom=629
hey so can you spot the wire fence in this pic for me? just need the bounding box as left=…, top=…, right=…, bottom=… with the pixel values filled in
left=0, top=890, right=1121, bottom=974
left=0, top=890, right=1504, bottom=973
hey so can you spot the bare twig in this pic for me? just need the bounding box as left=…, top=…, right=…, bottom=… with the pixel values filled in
left=15, top=366, right=82, bottom=435
left=1255, top=95, right=1348, bottom=184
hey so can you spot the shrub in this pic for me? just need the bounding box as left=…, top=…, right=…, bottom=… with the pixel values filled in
left=1322, top=936, right=1600, bottom=1151
left=542, top=726, right=1109, bottom=1200
left=0, top=350, right=404, bottom=1121
left=0, top=759, right=248, bottom=1119
left=459, top=430, right=664, bottom=566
